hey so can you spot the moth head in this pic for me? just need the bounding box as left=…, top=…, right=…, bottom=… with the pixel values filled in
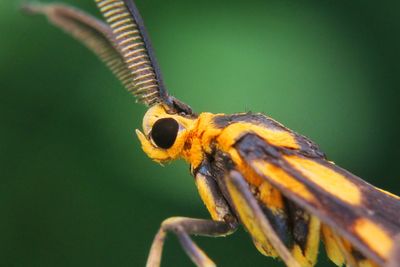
left=135, top=104, right=196, bottom=163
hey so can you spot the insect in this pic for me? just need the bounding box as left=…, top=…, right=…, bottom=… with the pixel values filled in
left=23, top=1, right=400, bottom=267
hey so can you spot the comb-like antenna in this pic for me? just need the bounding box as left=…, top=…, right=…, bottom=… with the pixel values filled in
left=23, top=1, right=193, bottom=114
left=95, top=0, right=169, bottom=105
left=22, top=3, right=136, bottom=93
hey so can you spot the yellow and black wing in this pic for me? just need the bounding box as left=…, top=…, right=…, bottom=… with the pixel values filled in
left=234, top=133, right=400, bottom=266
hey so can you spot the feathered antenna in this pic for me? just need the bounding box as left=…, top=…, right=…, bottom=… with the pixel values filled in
left=95, top=0, right=168, bottom=105
left=22, top=1, right=192, bottom=113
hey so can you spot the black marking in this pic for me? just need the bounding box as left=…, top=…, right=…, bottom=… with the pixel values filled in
left=151, top=118, right=179, bottom=149
left=170, top=96, right=194, bottom=116
left=237, top=134, right=281, bottom=159
left=286, top=200, right=310, bottom=253
left=258, top=201, right=293, bottom=248
left=293, top=134, right=326, bottom=159
left=351, top=247, right=367, bottom=261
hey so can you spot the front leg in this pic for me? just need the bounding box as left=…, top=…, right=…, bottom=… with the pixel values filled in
left=146, top=161, right=238, bottom=267
left=146, top=217, right=236, bottom=267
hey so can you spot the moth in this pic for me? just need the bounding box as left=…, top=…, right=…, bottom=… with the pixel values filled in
left=23, top=1, right=400, bottom=267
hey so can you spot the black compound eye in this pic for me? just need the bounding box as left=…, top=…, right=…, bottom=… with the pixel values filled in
left=150, top=118, right=179, bottom=149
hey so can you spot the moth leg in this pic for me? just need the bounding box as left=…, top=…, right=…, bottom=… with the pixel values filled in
left=223, top=170, right=301, bottom=267
left=146, top=217, right=236, bottom=267
left=388, top=234, right=400, bottom=267
left=147, top=162, right=238, bottom=267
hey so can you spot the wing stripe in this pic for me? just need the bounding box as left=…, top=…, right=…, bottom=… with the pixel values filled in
left=284, top=155, right=362, bottom=205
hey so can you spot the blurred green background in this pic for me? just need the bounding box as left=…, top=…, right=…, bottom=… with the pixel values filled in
left=1, top=0, right=400, bottom=266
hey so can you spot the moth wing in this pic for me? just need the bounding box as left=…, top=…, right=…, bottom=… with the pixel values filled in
left=235, top=133, right=400, bottom=266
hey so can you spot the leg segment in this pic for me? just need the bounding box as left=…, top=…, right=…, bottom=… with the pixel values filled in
left=147, top=161, right=238, bottom=267
left=388, top=234, right=400, bottom=267
left=222, top=170, right=301, bottom=267
left=146, top=217, right=237, bottom=267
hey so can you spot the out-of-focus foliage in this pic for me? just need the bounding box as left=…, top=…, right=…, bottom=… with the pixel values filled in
left=1, top=0, right=399, bottom=266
